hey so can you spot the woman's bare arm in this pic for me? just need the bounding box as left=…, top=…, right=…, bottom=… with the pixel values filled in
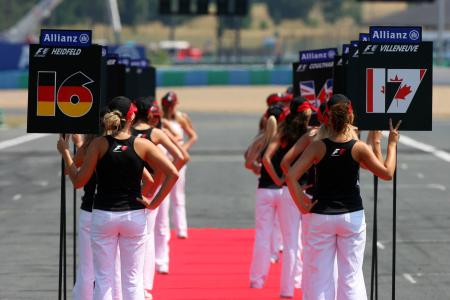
left=58, top=136, right=104, bottom=189
left=178, top=113, right=198, bottom=151
left=280, top=134, right=311, bottom=174
left=134, top=138, right=179, bottom=209
left=262, top=135, right=284, bottom=186
left=151, top=128, right=187, bottom=170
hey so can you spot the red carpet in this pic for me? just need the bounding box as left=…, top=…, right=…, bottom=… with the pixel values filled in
left=152, top=229, right=302, bottom=300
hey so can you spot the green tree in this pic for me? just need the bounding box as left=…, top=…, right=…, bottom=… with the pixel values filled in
left=0, top=0, right=39, bottom=31
left=118, top=0, right=149, bottom=27
left=321, top=0, right=361, bottom=24
left=47, top=0, right=107, bottom=25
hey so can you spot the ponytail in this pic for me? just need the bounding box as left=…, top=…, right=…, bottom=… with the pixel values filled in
left=329, top=102, right=354, bottom=134
left=103, top=110, right=125, bottom=136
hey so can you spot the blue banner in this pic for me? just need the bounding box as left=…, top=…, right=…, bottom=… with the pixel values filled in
left=369, top=26, right=422, bottom=44
left=0, top=42, right=29, bottom=71
left=40, top=29, right=92, bottom=47
left=299, top=48, right=338, bottom=63
left=359, top=33, right=370, bottom=42
left=351, top=40, right=359, bottom=47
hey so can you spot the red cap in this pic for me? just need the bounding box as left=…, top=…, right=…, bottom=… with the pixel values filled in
left=161, top=91, right=178, bottom=107
left=266, top=93, right=285, bottom=106
left=148, top=103, right=161, bottom=117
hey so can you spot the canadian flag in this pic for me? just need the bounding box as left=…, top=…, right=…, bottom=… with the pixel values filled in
left=366, top=68, right=426, bottom=114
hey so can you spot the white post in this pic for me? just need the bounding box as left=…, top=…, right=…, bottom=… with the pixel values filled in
left=437, top=0, right=446, bottom=64
left=107, top=0, right=122, bottom=44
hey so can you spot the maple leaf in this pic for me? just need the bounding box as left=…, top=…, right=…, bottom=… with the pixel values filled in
left=390, top=74, right=403, bottom=82
left=381, top=85, right=385, bottom=94
left=394, top=84, right=412, bottom=100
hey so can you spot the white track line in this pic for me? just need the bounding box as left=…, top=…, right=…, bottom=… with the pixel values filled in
left=0, top=133, right=50, bottom=151
left=382, top=132, right=450, bottom=163
left=376, top=241, right=385, bottom=250
left=12, top=194, right=22, bottom=201
left=403, top=273, right=417, bottom=284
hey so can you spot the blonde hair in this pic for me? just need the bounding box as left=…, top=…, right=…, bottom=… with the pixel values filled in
left=103, top=110, right=124, bottom=136
left=246, top=116, right=278, bottom=163
left=313, top=124, right=359, bottom=141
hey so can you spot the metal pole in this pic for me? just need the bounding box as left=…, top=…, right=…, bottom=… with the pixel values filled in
left=392, top=147, right=398, bottom=300
left=58, top=134, right=67, bottom=300
left=370, top=175, right=379, bottom=300
left=437, top=0, right=446, bottom=64
left=73, top=144, right=77, bottom=285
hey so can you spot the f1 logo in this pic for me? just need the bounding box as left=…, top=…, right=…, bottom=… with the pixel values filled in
left=366, top=68, right=427, bottom=113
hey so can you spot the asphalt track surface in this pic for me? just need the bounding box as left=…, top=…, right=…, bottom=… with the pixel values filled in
left=0, top=113, right=449, bottom=299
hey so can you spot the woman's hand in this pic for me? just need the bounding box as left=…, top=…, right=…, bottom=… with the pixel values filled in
left=136, top=195, right=153, bottom=209
left=275, top=175, right=285, bottom=187
left=57, top=134, right=70, bottom=154
left=388, top=118, right=402, bottom=145
left=298, top=190, right=318, bottom=215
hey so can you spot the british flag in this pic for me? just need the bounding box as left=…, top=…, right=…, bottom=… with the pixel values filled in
left=300, top=81, right=316, bottom=103
left=317, top=79, right=333, bottom=104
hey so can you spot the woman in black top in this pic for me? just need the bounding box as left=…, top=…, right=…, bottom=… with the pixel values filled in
left=286, top=94, right=400, bottom=300
left=71, top=134, right=97, bottom=300
left=57, top=96, right=179, bottom=300
left=131, top=97, right=188, bottom=298
left=262, top=97, right=313, bottom=298
left=246, top=104, right=287, bottom=292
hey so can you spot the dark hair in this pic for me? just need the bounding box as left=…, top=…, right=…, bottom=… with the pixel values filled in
left=134, top=96, right=154, bottom=120
left=280, top=97, right=310, bottom=146
left=329, top=102, right=353, bottom=133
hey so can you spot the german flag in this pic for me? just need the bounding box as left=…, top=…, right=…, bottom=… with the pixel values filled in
left=37, top=71, right=56, bottom=116
left=57, top=86, right=93, bottom=117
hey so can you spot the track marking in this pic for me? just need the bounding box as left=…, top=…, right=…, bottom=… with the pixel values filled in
left=382, top=132, right=450, bottom=163
left=12, top=194, right=22, bottom=201
left=426, top=183, right=446, bottom=191
left=376, top=241, right=385, bottom=250
left=416, top=172, right=425, bottom=179
left=0, top=134, right=50, bottom=151
left=32, top=180, right=49, bottom=187
left=383, top=183, right=447, bottom=191
left=403, top=273, right=417, bottom=284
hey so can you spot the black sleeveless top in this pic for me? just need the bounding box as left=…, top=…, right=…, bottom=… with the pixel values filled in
left=258, top=146, right=284, bottom=189
left=81, top=173, right=96, bottom=212
left=131, top=127, right=155, bottom=173
left=311, top=138, right=363, bottom=215
left=131, top=127, right=154, bottom=143
left=94, top=136, right=145, bottom=211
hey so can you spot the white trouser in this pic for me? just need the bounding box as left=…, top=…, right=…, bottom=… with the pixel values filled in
left=155, top=195, right=171, bottom=270
left=250, top=188, right=283, bottom=288
left=144, top=208, right=158, bottom=290
left=271, top=214, right=283, bottom=257
left=279, top=186, right=302, bottom=297
left=170, top=165, right=188, bottom=237
left=73, top=210, right=94, bottom=300
left=91, top=209, right=147, bottom=300
left=302, top=210, right=367, bottom=300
